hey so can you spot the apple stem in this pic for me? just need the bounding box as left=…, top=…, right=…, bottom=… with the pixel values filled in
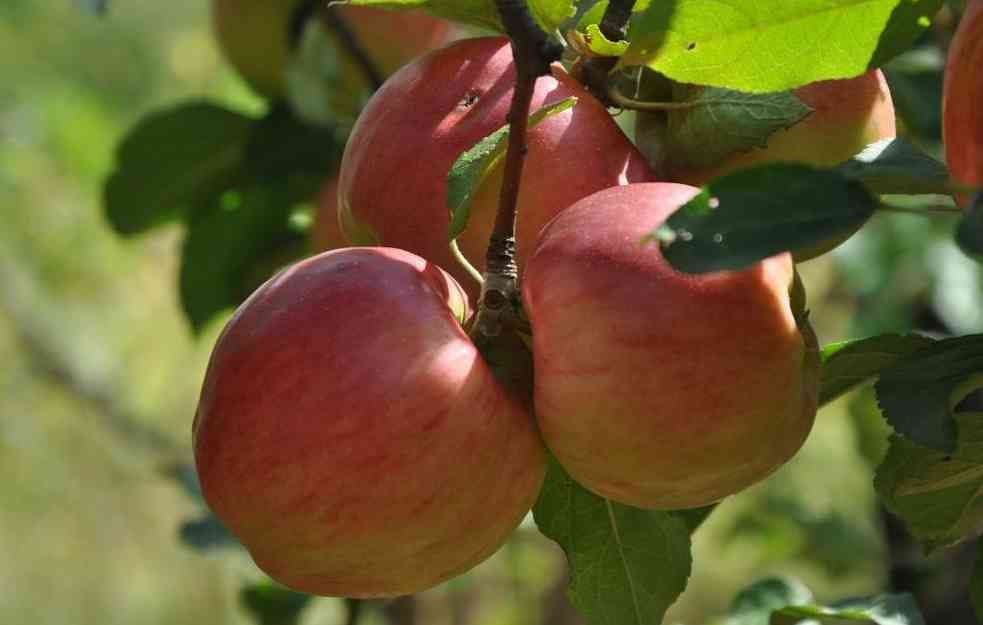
left=471, top=0, right=562, bottom=342
left=576, top=0, right=637, bottom=106
left=316, top=3, right=385, bottom=90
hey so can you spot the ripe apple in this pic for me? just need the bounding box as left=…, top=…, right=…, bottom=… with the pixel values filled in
left=336, top=36, right=655, bottom=298
left=943, top=0, right=983, bottom=206
left=211, top=0, right=452, bottom=99
left=522, top=183, right=820, bottom=509
left=193, top=247, right=546, bottom=597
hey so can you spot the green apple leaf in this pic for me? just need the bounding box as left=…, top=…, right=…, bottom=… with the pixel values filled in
left=240, top=581, right=312, bottom=625
left=533, top=459, right=692, bottom=625
left=104, top=102, right=252, bottom=235
left=875, top=413, right=983, bottom=553
left=819, top=334, right=936, bottom=407
left=722, top=577, right=925, bottom=625
left=663, top=86, right=811, bottom=170
left=957, top=194, right=983, bottom=262
left=883, top=48, right=944, bottom=141
left=656, top=164, right=877, bottom=274
left=447, top=97, right=577, bottom=241
left=875, top=334, right=983, bottom=453
left=971, top=542, right=983, bottom=623
left=834, top=138, right=952, bottom=196
left=340, top=0, right=575, bottom=33
left=180, top=184, right=312, bottom=333
left=179, top=514, right=239, bottom=551
left=624, top=0, right=942, bottom=93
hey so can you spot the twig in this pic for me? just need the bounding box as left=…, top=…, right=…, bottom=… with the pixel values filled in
left=577, top=0, right=638, bottom=105
left=316, top=3, right=385, bottom=90
left=471, top=0, right=562, bottom=341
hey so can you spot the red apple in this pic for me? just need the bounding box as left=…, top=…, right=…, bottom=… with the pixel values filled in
left=522, top=183, right=820, bottom=509
left=194, top=247, right=546, bottom=597
left=336, top=36, right=655, bottom=299
left=944, top=0, right=983, bottom=206
left=212, top=0, right=452, bottom=99
left=310, top=177, right=348, bottom=252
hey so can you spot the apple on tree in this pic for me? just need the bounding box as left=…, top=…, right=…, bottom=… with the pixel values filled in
left=523, top=183, right=821, bottom=509
left=211, top=0, right=452, bottom=99
left=334, top=36, right=655, bottom=297
left=943, top=0, right=983, bottom=206
left=193, top=247, right=546, bottom=597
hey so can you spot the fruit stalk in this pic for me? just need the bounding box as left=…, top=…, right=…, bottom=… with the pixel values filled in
left=473, top=0, right=562, bottom=340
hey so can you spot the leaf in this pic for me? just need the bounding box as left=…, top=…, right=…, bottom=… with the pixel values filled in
left=447, top=97, right=577, bottom=241
left=875, top=334, right=983, bottom=452
left=342, top=0, right=575, bottom=32
left=819, top=334, right=936, bottom=407
left=76, top=0, right=108, bottom=15
left=655, top=164, right=877, bottom=274
left=834, top=138, right=952, bottom=196
left=104, top=102, right=252, bottom=235
left=179, top=514, right=239, bottom=551
left=723, top=577, right=926, bottom=625
left=876, top=412, right=983, bottom=552
left=624, top=0, right=942, bottom=93
left=971, top=541, right=983, bottom=623
left=665, top=86, right=811, bottom=170
left=533, top=459, right=692, bottom=625
left=180, top=184, right=310, bottom=332
left=160, top=461, right=203, bottom=501
left=240, top=581, right=312, bottom=625
left=957, top=194, right=983, bottom=262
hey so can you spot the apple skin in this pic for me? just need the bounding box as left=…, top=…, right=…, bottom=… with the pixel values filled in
left=212, top=0, right=452, bottom=99
left=310, top=177, right=348, bottom=252
left=943, top=0, right=983, bottom=206
left=337, top=36, right=655, bottom=299
left=193, top=247, right=546, bottom=597
left=522, top=183, right=820, bottom=509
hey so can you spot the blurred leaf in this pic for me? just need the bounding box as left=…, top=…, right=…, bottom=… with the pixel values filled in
left=625, top=0, right=942, bottom=93
left=76, top=0, right=108, bottom=15
left=447, top=97, right=576, bottom=241
left=160, top=462, right=203, bottom=501
left=664, top=86, right=811, bottom=170
left=239, top=104, right=345, bottom=185
left=342, top=0, right=503, bottom=31
left=875, top=334, right=983, bottom=452
left=104, top=102, right=252, bottom=235
left=180, top=184, right=309, bottom=332
left=875, top=413, right=983, bottom=552
left=956, top=194, right=983, bottom=262
left=884, top=48, right=944, bottom=141
left=533, top=458, right=692, bottom=625
left=723, top=577, right=925, bottom=625
left=656, top=164, right=877, bottom=274
left=240, top=581, right=312, bottom=625
left=819, top=333, right=936, bottom=406
left=971, top=541, right=983, bottom=623
left=179, top=514, right=239, bottom=551
left=834, top=138, right=951, bottom=196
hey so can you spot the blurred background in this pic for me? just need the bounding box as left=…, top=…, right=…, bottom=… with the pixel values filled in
left=1, top=1, right=980, bottom=624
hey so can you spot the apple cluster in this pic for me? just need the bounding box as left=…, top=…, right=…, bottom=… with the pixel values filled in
left=194, top=6, right=908, bottom=600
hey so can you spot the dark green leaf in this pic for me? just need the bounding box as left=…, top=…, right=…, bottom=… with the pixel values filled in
left=971, top=541, right=983, bottom=623
left=665, top=86, right=811, bottom=169
left=724, top=577, right=814, bottom=625
left=875, top=334, right=983, bottom=452
left=884, top=49, right=944, bottom=141
left=240, top=581, right=312, bottom=625
left=656, top=164, right=877, bottom=274
left=957, top=194, right=983, bottom=262
left=447, top=97, right=577, bottom=241
left=871, top=0, right=946, bottom=68
left=834, top=138, right=951, bottom=196
left=533, top=458, right=692, bottom=625
left=240, top=104, right=345, bottom=184
left=819, top=333, right=936, bottom=406
left=104, top=102, right=252, bottom=235
left=179, top=514, right=239, bottom=551
left=875, top=413, right=983, bottom=552
left=180, top=184, right=310, bottom=332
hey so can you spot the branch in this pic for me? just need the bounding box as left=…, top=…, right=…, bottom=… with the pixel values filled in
left=577, top=0, right=638, bottom=106
left=471, top=0, right=562, bottom=341
left=315, top=3, right=385, bottom=90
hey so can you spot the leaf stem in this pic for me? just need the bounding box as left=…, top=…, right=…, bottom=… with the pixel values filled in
left=577, top=0, right=638, bottom=105
left=606, top=85, right=697, bottom=111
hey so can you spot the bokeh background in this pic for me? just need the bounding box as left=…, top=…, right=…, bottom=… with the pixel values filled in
left=1, top=1, right=980, bottom=624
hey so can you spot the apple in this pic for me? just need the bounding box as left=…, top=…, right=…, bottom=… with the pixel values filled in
left=193, top=247, right=546, bottom=597
left=336, top=36, right=655, bottom=299
left=522, top=183, right=820, bottom=509
left=211, top=0, right=452, bottom=99
left=310, top=177, right=348, bottom=252
left=943, top=0, right=983, bottom=206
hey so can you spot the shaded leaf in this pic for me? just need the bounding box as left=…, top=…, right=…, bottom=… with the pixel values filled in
left=819, top=333, right=936, bottom=406
left=656, top=164, right=876, bottom=274
left=835, top=138, right=951, bottom=196
left=179, top=514, right=239, bottom=551
left=240, top=581, right=312, bottom=625
left=957, top=194, right=983, bottom=262
left=533, top=459, right=692, bottom=625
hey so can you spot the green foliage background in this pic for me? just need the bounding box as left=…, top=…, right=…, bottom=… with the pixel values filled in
left=1, top=1, right=980, bottom=624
